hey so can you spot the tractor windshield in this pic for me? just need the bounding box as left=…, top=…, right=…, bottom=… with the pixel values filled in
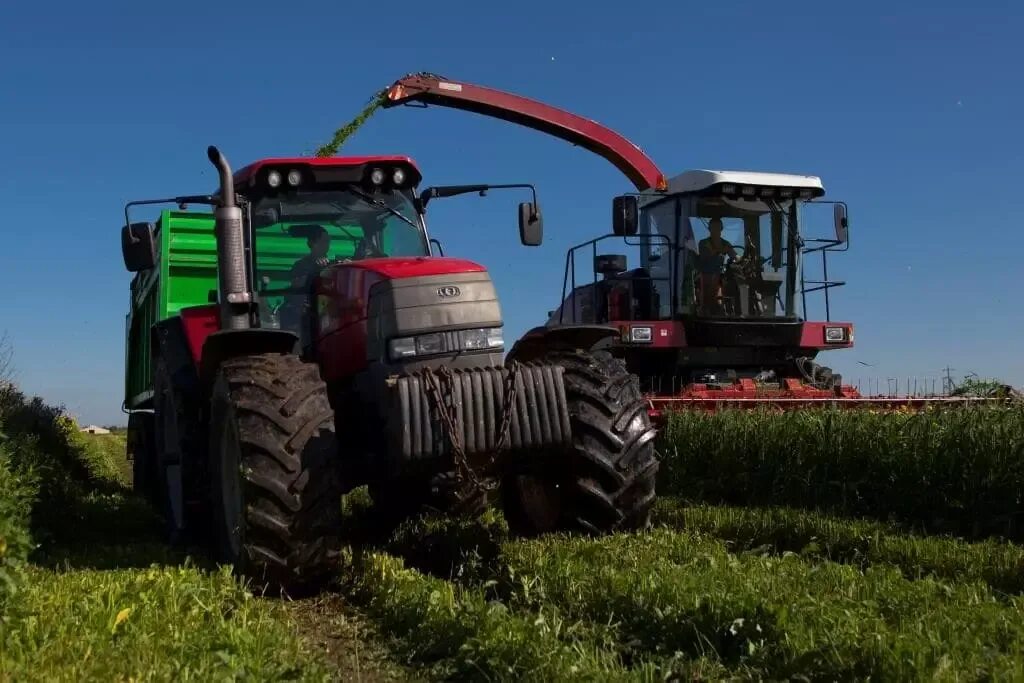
left=250, top=187, right=429, bottom=329
left=641, top=193, right=802, bottom=320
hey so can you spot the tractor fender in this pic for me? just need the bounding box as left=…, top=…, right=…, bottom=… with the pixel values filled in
left=198, top=329, right=300, bottom=386
left=151, top=318, right=201, bottom=395
left=505, top=324, right=620, bottom=365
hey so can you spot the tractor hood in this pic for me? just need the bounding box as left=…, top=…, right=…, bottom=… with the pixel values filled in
left=347, top=256, right=486, bottom=280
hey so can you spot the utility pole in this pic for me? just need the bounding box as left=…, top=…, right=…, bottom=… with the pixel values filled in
left=942, top=367, right=956, bottom=395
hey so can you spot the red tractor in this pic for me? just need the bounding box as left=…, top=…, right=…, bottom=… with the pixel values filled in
left=121, top=147, right=658, bottom=594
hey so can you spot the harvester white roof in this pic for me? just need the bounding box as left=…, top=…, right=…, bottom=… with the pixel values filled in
left=654, top=169, right=825, bottom=197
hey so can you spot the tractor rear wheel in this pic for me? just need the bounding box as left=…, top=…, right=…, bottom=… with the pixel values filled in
left=208, top=353, right=342, bottom=596
left=501, top=349, right=659, bottom=536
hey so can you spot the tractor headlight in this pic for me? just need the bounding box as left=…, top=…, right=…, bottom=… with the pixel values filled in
left=370, top=167, right=386, bottom=185
left=387, top=327, right=504, bottom=361
left=388, top=337, right=417, bottom=359
left=287, top=169, right=303, bottom=186
left=392, top=167, right=406, bottom=186
left=824, top=326, right=848, bottom=343
left=460, top=327, right=503, bottom=350
left=415, top=333, right=445, bottom=356
left=267, top=170, right=282, bottom=188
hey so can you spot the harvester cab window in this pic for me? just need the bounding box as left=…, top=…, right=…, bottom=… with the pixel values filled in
left=639, top=199, right=676, bottom=320
left=680, top=197, right=798, bottom=320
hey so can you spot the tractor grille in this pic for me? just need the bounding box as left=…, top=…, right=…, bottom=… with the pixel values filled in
left=385, top=363, right=572, bottom=468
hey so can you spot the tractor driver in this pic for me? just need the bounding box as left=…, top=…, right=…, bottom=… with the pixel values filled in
left=289, top=225, right=331, bottom=291
left=280, top=225, right=332, bottom=347
left=697, top=217, right=738, bottom=313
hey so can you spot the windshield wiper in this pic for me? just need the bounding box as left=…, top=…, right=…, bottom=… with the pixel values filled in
left=347, top=186, right=421, bottom=231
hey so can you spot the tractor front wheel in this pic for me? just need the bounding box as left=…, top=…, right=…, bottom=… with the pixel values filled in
left=501, top=349, right=659, bottom=536
left=208, top=353, right=342, bottom=596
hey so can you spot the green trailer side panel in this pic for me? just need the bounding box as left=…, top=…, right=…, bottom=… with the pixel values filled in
left=125, top=209, right=218, bottom=408
left=161, top=211, right=219, bottom=320
left=124, top=209, right=366, bottom=409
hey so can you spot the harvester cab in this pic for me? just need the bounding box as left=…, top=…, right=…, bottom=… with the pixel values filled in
left=120, top=144, right=658, bottom=595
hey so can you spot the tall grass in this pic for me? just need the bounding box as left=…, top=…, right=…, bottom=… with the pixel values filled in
left=657, top=404, right=1024, bottom=540
left=652, top=500, right=1024, bottom=595
left=499, top=529, right=1024, bottom=681
left=0, top=438, right=37, bottom=608
left=0, top=384, right=339, bottom=681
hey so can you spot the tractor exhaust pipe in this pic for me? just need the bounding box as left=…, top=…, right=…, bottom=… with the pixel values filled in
left=207, top=145, right=251, bottom=330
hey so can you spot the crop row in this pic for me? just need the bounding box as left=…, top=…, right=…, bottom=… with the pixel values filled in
left=656, top=404, right=1024, bottom=541
left=651, top=500, right=1024, bottom=595
left=376, top=509, right=1024, bottom=681
left=336, top=546, right=738, bottom=681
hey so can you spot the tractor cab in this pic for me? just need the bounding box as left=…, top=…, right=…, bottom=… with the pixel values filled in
left=227, top=158, right=430, bottom=336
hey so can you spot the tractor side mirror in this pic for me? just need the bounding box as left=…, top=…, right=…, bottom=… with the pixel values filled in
left=834, top=203, right=849, bottom=243
left=612, top=195, right=639, bottom=236
left=121, top=222, right=157, bottom=272
left=518, top=202, right=543, bottom=246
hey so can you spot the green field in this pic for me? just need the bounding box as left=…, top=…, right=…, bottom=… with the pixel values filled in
left=3, top=392, right=1024, bottom=680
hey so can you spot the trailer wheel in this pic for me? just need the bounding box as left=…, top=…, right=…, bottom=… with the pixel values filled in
left=208, top=353, right=342, bottom=596
left=129, top=412, right=157, bottom=504
left=502, top=349, right=659, bottom=536
left=153, top=358, right=199, bottom=543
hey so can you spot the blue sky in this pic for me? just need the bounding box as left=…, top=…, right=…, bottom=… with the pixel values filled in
left=1, top=0, right=1021, bottom=424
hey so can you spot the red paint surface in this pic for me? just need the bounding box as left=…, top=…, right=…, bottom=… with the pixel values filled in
left=314, top=257, right=485, bottom=382
left=346, top=256, right=486, bottom=279
left=232, top=155, right=421, bottom=187
left=799, top=321, right=855, bottom=350
left=609, top=321, right=686, bottom=348
left=179, top=305, right=220, bottom=365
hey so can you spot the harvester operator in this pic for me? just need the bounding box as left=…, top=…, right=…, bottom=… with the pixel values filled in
left=697, top=217, right=737, bottom=313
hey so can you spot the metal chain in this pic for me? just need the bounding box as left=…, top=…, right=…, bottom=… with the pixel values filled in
left=421, top=363, right=521, bottom=500
left=494, top=361, right=520, bottom=454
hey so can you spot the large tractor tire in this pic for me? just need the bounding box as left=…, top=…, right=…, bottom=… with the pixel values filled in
left=501, top=348, right=659, bottom=536
left=208, top=353, right=342, bottom=596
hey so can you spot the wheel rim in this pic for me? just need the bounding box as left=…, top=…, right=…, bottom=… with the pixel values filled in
left=510, top=474, right=562, bottom=532
left=219, top=413, right=244, bottom=558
